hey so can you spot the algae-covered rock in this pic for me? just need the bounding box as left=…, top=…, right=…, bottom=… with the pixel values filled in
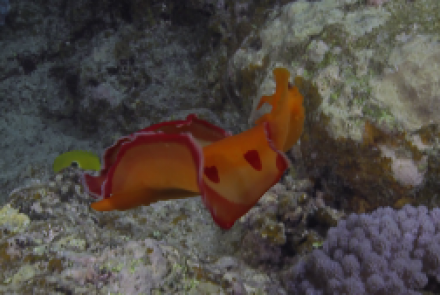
left=0, top=167, right=293, bottom=294
left=229, top=0, right=440, bottom=212
left=371, top=35, right=440, bottom=131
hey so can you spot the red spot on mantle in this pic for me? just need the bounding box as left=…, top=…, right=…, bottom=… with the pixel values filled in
left=244, top=150, right=262, bottom=171
left=276, top=154, right=288, bottom=172
left=204, top=166, right=220, bottom=183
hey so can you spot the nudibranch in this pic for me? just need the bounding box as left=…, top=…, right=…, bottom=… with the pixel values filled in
left=82, top=67, right=305, bottom=229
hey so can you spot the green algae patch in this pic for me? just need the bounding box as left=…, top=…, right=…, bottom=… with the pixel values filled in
left=0, top=204, right=30, bottom=234
left=9, top=265, right=35, bottom=286
left=53, top=236, right=87, bottom=252
left=53, top=150, right=101, bottom=173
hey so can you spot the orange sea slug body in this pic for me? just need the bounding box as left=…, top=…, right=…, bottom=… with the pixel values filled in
left=82, top=68, right=305, bottom=229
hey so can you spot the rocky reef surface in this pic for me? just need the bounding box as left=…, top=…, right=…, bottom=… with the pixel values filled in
left=1, top=167, right=333, bottom=294
left=1, top=0, right=440, bottom=293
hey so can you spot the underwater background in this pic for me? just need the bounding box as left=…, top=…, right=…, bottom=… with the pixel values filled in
left=1, top=0, right=440, bottom=294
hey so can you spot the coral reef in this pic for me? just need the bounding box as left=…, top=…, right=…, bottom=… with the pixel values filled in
left=0, top=166, right=345, bottom=294
left=1, top=0, right=440, bottom=293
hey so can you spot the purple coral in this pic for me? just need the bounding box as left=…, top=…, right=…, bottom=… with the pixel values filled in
left=284, top=205, right=440, bottom=294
